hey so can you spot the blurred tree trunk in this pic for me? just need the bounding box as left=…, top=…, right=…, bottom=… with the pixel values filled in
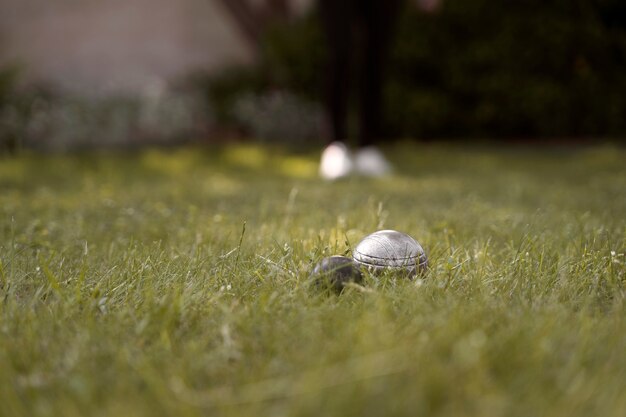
left=216, top=0, right=290, bottom=52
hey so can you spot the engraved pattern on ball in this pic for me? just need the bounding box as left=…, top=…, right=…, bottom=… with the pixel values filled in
left=353, top=230, right=427, bottom=277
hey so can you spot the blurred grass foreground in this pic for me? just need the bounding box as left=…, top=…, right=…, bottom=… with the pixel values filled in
left=1, top=144, right=625, bottom=416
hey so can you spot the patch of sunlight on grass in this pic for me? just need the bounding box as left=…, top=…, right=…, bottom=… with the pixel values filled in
left=0, top=158, right=28, bottom=182
left=276, top=156, right=317, bottom=179
left=580, top=145, right=623, bottom=168
left=222, top=145, right=268, bottom=170
left=462, top=153, right=503, bottom=171
left=221, top=145, right=317, bottom=178
left=202, top=173, right=243, bottom=196
left=390, top=175, right=463, bottom=193
left=139, top=149, right=202, bottom=176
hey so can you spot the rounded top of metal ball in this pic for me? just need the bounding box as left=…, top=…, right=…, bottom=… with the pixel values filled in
left=353, top=230, right=427, bottom=268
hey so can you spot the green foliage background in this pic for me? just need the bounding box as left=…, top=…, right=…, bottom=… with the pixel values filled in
left=206, top=0, right=626, bottom=140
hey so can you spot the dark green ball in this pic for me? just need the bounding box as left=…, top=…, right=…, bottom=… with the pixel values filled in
left=310, top=255, right=363, bottom=293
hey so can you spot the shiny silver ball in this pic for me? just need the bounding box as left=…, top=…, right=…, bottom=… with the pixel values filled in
left=353, top=230, right=427, bottom=278
left=310, top=255, right=363, bottom=292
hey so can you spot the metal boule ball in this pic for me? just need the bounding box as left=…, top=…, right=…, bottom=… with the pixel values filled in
left=353, top=230, right=427, bottom=278
left=310, top=255, right=363, bottom=293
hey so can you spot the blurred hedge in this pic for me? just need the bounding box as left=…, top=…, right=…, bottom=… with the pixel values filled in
left=204, top=0, right=626, bottom=141
left=0, top=66, right=33, bottom=154
left=387, top=0, right=626, bottom=139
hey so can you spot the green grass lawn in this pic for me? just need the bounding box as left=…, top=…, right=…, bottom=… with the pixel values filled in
left=1, top=143, right=625, bottom=417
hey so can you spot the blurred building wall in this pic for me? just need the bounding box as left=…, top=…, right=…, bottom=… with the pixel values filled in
left=0, top=0, right=292, bottom=95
